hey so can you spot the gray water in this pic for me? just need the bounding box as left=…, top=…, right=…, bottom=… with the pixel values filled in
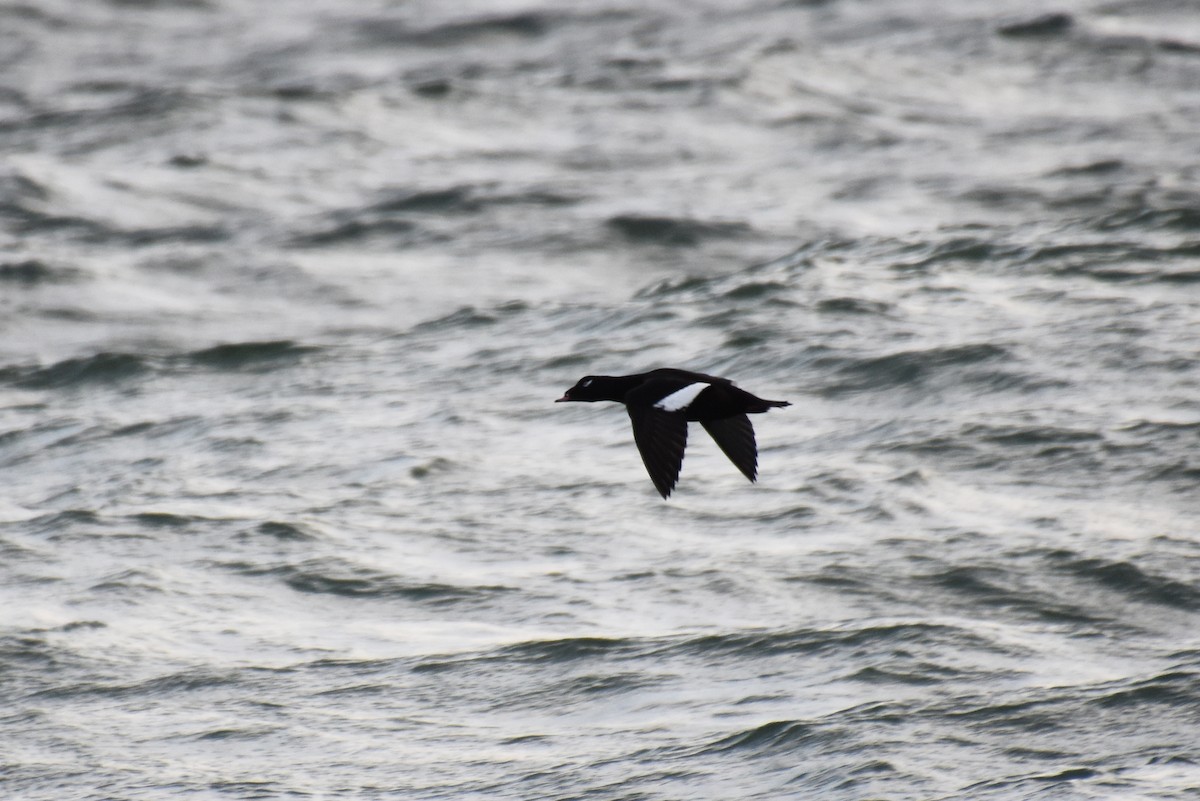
left=3, top=1, right=1200, bottom=799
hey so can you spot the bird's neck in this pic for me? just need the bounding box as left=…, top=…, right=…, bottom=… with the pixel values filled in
left=592, top=374, right=644, bottom=402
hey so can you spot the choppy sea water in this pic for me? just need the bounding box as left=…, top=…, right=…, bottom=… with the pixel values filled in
left=3, top=1, right=1200, bottom=798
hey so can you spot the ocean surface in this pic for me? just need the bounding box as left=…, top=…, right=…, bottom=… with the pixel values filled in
left=3, top=1, right=1200, bottom=798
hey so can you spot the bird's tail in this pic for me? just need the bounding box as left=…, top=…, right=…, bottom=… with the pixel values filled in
left=749, top=398, right=790, bottom=413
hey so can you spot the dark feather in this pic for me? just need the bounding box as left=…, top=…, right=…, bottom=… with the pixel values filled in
left=701, top=415, right=758, bottom=482
left=627, top=406, right=688, bottom=498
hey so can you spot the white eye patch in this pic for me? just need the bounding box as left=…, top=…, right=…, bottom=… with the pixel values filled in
left=654, top=382, right=708, bottom=412
left=582, top=378, right=593, bottom=387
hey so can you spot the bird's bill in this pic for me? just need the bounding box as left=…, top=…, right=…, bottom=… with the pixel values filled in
left=555, top=395, right=571, bottom=402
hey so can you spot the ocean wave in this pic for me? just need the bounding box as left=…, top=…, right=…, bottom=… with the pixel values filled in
left=354, top=10, right=558, bottom=47
left=1045, top=552, right=1200, bottom=611
left=816, top=343, right=1013, bottom=395
left=288, top=215, right=423, bottom=247
left=491, top=636, right=638, bottom=664
left=1091, top=670, right=1200, bottom=710
left=1, top=352, right=148, bottom=390
left=671, top=622, right=993, bottom=660
left=288, top=183, right=579, bottom=248
left=248, top=521, right=322, bottom=541
left=28, top=666, right=249, bottom=701
left=918, top=564, right=1110, bottom=625
left=185, top=340, right=318, bottom=370
left=227, top=558, right=515, bottom=605
left=605, top=214, right=752, bottom=247
left=701, top=719, right=830, bottom=756
left=815, top=296, right=891, bottom=316
left=0, top=258, right=82, bottom=284
left=0, top=340, right=319, bottom=390
left=962, top=424, right=1103, bottom=448
left=410, top=636, right=639, bottom=674
left=940, top=666, right=1200, bottom=740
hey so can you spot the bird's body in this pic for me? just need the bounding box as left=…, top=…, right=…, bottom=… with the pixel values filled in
left=556, top=368, right=790, bottom=498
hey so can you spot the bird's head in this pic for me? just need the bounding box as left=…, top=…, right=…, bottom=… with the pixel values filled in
left=556, top=376, right=609, bottom=402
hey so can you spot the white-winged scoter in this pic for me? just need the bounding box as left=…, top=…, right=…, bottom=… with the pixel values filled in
left=556, top=368, right=790, bottom=498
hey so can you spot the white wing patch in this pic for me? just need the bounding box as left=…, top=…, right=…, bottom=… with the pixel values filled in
left=654, top=382, right=709, bottom=412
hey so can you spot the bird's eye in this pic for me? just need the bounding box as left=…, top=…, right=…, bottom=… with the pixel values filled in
left=582, top=379, right=593, bottom=387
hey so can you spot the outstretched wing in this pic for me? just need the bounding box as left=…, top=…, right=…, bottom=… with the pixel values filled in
left=627, top=406, right=688, bottom=499
left=701, top=414, right=758, bottom=483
